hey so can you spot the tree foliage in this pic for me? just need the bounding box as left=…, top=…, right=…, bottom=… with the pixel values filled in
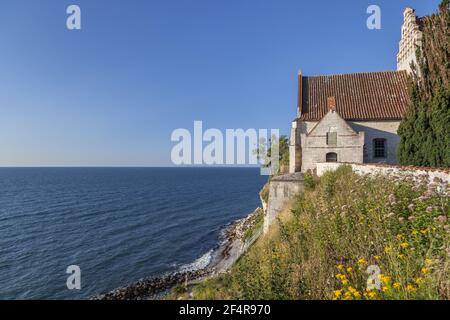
left=398, top=0, right=450, bottom=167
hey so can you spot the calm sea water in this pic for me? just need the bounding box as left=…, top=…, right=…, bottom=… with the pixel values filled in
left=0, top=168, right=266, bottom=299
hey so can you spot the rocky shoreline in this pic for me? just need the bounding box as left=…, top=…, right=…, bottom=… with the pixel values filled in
left=91, top=206, right=264, bottom=300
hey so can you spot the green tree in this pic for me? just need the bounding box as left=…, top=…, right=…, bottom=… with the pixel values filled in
left=254, top=135, right=290, bottom=175
left=398, top=0, right=450, bottom=167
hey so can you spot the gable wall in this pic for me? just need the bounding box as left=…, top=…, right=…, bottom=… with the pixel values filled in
left=300, top=112, right=364, bottom=172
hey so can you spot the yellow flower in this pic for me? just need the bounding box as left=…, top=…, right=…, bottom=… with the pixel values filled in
left=337, top=265, right=344, bottom=270
left=342, top=279, right=349, bottom=285
left=421, top=267, right=430, bottom=274
left=397, top=253, right=405, bottom=259
left=357, top=258, right=367, bottom=265
left=336, top=273, right=346, bottom=280
left=380, top=275, right=391, bottom=285
left=347, top=267, right=353, bottom=272
left=334, top=290, right=343, bottom=298
left=400, top=242, right=409, bottom=249
left=406, top=284, right=417, bottom=292
left=384, top=246, right=392, bottom=253
left=411, top=230, right=419, bottom=236
left=374, top=255, right=381, bottom=261
left=344, top=291, right=353, bottom=300
left=367, top=291, right=377, bottom=299
left=348, top=286, right=357, bottom=293
left=420, top=228, right=428, bottom=235
left=415, top=277, right=424, bottom=285
left=396, top=234, right=404, bottom=240
left=393, top=282, right=401, bottom=289
left=425, top=259, right=433, bottom=266
left=353, top=291, right=361, bottom=298
left=382, top=286, right=390, bottom=293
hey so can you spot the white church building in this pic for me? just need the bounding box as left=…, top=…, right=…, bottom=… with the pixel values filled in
left=289, top=7, right=424, bottom=173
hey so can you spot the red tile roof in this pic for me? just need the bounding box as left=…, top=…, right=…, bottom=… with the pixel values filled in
left=299, top=71, right=410, bottom=121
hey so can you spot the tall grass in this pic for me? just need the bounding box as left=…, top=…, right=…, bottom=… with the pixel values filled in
left=191, top=166, right=450, bottom=300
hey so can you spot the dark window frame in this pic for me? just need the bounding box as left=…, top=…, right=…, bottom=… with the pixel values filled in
left=326, top=152, right=338, bottom=163
left=373, top=138, right=387, bottom=159
left=326, top=132, right=337, bottom=146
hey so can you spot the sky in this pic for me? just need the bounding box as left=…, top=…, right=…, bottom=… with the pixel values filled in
left=0, top=0, right=441, bottom=166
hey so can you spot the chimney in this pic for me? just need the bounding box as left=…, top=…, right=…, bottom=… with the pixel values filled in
left=297, top=69, right=303, bottom=117
left=327, top=96, right=336, bottom=111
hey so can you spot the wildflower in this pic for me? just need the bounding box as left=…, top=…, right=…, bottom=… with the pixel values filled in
left=382, top=286, right=390, bottom=293
left=406, top=284, right=417, bottom=292
left=437, top=215, right=447, bottom=223
left=388, top=194, right=396, bottom=202
left=334, top=290, right=342, bottom=298
left=398, top=253, right=405, bottom=259
left=400, top=242, right=409, bottom=249
left=386, top=212, right=395, bottom=218
left=415, top=277, right=424, bottom=285
left=347, top=267, right=353, bottom=272
left=337, top=265, right=344, bottom=271
left=380, top=275, right=391, bottom=285
left=393, top=282, right=401, bottom=289
left=408, top=204, right=414, bottom=210
left=367, top=291, right=377, bottom=299
left=396, top=234, right=404, bottom=240
left=411, top=230, right=419, bottom=236
left=420, top=228, right=428, bottom=235
left=357, top=258, right=367, bottom=265
left=336, top=273, right=346, bottom=280
left=425, top=259, right=433, bottom=266
left=353, top=291, right=361, bottom=298
left=374, top=255, right=381, bottom=261
left=342, top=279, right=349, bottom=285
left=343, top=291, right=353, bottom=300
left=421, top=267, right=430, bottom=274
left=384, top=246, right=392, bottom=253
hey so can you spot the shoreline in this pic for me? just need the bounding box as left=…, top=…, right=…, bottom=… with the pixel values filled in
left=92, top=207, right=264, bottom=300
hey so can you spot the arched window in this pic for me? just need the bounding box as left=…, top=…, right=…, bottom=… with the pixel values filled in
left=326, top=152, right=338, bottom=163
left=373, top=139, right=387, bottom=158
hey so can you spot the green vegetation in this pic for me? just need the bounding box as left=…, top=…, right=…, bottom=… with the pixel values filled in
left=398, top=0, right=450, bottom=167
left=260, top=183, right=270, bottom=204
left=184, top=166, right=450, bottom=300
left=243, top=208, right=264, bottom=243
left=254, top=135, right=290, bottom=175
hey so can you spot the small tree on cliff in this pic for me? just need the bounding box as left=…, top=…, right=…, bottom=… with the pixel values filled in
left=397, top=0, right=450, bottom=167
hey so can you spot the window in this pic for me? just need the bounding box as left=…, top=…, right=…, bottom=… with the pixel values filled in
left=326, top=152, right=338, bottom=163
left=326, top=132, right=337, bottom=146
left=373, top=139, right=387, bottom=158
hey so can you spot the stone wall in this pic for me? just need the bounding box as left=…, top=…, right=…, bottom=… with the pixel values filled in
left=316, top=162, right=450, bottom=185
left=264, top=173, right=304, bottom=233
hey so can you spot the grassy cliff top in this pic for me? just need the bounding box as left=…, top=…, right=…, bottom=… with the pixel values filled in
left=171, top=166, right=450, bottom=300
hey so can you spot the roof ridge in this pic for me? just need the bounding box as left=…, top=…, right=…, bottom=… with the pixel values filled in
left=304, top=70, right=407, bottom=78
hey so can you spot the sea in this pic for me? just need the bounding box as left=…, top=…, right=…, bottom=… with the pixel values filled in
left=0, top=167, right=266, bottom=299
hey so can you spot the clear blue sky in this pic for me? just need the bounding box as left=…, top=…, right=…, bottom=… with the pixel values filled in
left=0, top=0, right=440, bottom=166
